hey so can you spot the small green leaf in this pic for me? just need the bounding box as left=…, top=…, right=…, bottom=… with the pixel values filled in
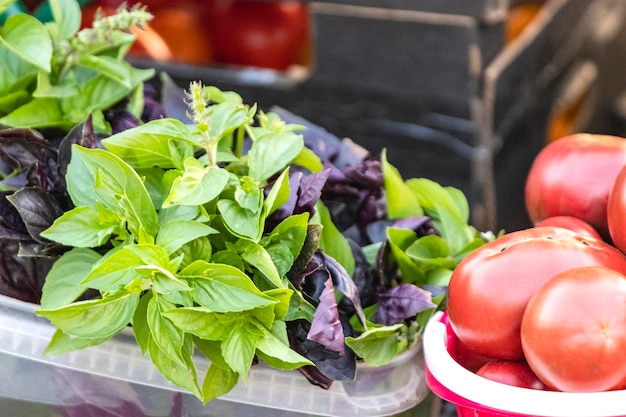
left=67, top=146, right=159, bottom=241
left=218, top=198, right=263, bottom=242
left=41, top=205, right=119, bottom=247
left=345, top=323, right=406, bottom=366
left=238, top=241, right=284, bottom=289
left=381, top=149, right=423, bottom=219
left=147, top=295, right=186, bottom=365
left=163, top=159, right=230, bottom=207
left=222, top=321, right=259, bottom=383
left=263, top=167, right=291, bottom=216
left=50, top=0, right=81, bottom=41
left=40, top=248, right=102, bottom=310
left=248, top=131, right=304, bottom=183
left=0, top=97, right=65, bottom=128
left=37, top=290, right=140, bottom=339
left=43, top=329, right=111, bottom=356
left=102, top=119, right=196, bottom=169
left=202, top=363, right=239, bottom=402
left=0, top=14, right=52, bottom=72
left=255, top=322, right=311, bottom=370
left=207, top=101, right=250, bottom=142
left=405, top=235, right=456, bottom=269
left=148, top=336, right=201, bottom=399
left=156, top=220, right=218, bottom=255
left=312, top=200, right=355, bottom=276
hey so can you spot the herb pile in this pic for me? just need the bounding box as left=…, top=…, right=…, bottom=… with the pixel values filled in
left=0, top=0, right=494, bottom=403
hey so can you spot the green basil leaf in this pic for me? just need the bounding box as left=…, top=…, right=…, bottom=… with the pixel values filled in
left=0, top=14, right=52, bottom=72
left=345, top=323, right=407, bottom=367
left=163, top=307, right=235, bottom=340
left=255, top=321, right=312, bottom=370
left=221, top=321, right=259, bottom=383
left=207, top=101, right=250, bottom=142
left=43, top=329, right=111, bottom=356
left=217, top=198, right=262, bottom=242
left=202, top=363, right=239, bottom=402
left=234, top=176, right=262, bottom=213
left=262, top=213, right=309, bottom=277
left=77, top=54, right=132, bottom=87
left=163, top=159, right=229, bottom=207
left=40, top=248, right=102, bottom=310
left=102, top=119, right=196, bottom=169
left=33, top=69, right=78, bottom=98
left=183, top=264, right=277, bottom=312
left=405, top=235, right=456, bottom=269
left=386, top=227, right=425, bottom=285
left=132, top=292, right=152, bottom=355
left=0, top=97, right=65, bottom=128
left=291, top=146, right=323, bottom=173
left=36, top=290, right=140, bottom=339
left=147, top=295, right=186, bottom=365
left=263, top=167, right=291, bottom=216
left=41, top=205, right=119, bottom=247
left=312, top=201, right=355, bottom=276
left=156, top=220, right=218, bottom=255
left=381, top=149, right=423, bottom=219
left=238, top=241, right=283, bottom=289
left=50, top=0, right=81, bottom=41
left=148, top=336, right=201, bottom=399
left=81, top=244, right=172, bottom=292
left=67, top=146, right=159, bottom=241
left=247, top=131, right=303, bottom=183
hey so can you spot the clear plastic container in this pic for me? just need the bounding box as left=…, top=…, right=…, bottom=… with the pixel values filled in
left=0, top=294, right=432, bottom=417
left=423, top=311, right=626, bottom=417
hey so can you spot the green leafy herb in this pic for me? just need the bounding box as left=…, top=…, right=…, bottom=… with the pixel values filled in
left=0, top=0, right=154, bottom=132
left=36, top=83, right=315, bottom=402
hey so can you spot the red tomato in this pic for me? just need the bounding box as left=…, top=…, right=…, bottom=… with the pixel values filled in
left=209, top=0, right=310, bottom=70
left=444, top=313, right=495, bottom=372
left=476, top=360, right=548, bottom=390
left=525, top=134, right=626, bottom=238
left=535, top=216, right=603, bottom=240
left=447, top=226, right=626, bottom=360
left=521, top=266, right=626, bottom=392
left=608, top=165, right=626, bottom=254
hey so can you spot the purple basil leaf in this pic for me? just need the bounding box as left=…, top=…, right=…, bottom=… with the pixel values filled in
left=307, top=278, right=345, bottom=355
left=357, top=188, right=387, bottom=230
left=141, top=83, right=166, bottom=122
left=393, top=216, right=438, bottom=236
left=0, top=191, right=28, bottom=235
left=343, top=158, right=383, bottom=188
left=374, top=283, right=436, bottom=325
left=107, top=109, right=140, bottom=134
left=323, top=252, right=367, bottom=328
left=332, top=138, right=370, bottom=170
left=7, top=187, right=65, bottom=243
left=0, top=129, right=58, bottom=191
left=295, top=169, right=330, bottom=216
left=0, top=240, right=55, bottom=303
left=346, top=239, right=378, bottom=309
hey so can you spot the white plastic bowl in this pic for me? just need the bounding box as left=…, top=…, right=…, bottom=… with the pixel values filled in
left=423, top=311, right=626, bottom=417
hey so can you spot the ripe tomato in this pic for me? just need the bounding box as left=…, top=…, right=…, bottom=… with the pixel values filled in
left=209, top=0, right=310, bottom=70
left=525, top=133, right=626, bottom=238
left=535, top=215, right=602, bottom=240
left=608, top=164, right=626, bottom=254
left=476, top=360, right=548, bottom=390
left=447, top=226, right=626, bottom=360
left=443, top=313, right=495, bottom=372
left=521, top=266, right=626, bottom=392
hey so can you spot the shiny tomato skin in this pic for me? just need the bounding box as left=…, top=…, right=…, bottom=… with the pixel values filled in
left=521, top=266, right=626, bottom=392
left=447, top=226, right=626, bottom=360
left=608, top=164, right=626, bottom=254
left=525, top=134, right=626, bottom=237
left=209, top=0, right=310, bottom=70
left=476, top=360, right=548, bottom=390
left=535, top=216, right=603, bottom=241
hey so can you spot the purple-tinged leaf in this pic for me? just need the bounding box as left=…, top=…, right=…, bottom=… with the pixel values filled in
left=393, top=216, right=438, bottom=236
left=374, top=283, right=436, bottom=325
left=324, top=252, right=367, bottom=328
left=307, top=278, right=345, bottom=355
left=7, top=187, right=65, bottom=243
left=295, top=169, right=330, bottom=216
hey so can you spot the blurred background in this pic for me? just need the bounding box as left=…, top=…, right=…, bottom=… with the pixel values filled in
left=18, top=0, right=626, bottom=233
